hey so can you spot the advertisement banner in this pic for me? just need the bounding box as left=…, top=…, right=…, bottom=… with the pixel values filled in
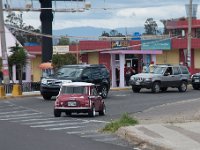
left=141, top=39, right=171, bottom=50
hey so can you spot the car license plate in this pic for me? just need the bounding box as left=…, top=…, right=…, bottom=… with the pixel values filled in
left=195, top=79, right=200, bottom=82
left=136, top=82, right=140, bottom=85
left=68, top=101, right=77, bottom=107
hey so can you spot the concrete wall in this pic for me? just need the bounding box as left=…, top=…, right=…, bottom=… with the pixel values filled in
left=88, top=52, right=99, bottom=64
left=32, top=56, right=42, bottom=82
left=194, top=49, right=200, bottom=69
left=156, top=49, right=179, bottom=65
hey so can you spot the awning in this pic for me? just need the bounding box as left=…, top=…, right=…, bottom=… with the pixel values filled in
left=101, top=50, right=163, bottom=54
left=39, top=62, right=53, bottom=69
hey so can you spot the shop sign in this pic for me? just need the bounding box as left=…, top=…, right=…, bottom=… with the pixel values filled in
left=111, top=40, right=130, bottom=49
left=141, top=39, right=171, bottom=50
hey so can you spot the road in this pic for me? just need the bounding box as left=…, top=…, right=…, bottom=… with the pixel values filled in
left=0, top=87, right=199, bottom=150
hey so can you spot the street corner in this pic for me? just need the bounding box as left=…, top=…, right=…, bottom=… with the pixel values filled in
left=116, top=125, right=172, bottom=150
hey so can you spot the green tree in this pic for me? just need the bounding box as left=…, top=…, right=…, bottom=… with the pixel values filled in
left=101, top=31, right=110, bottom=37
left=57, top=36, right=70, bottom=45
left=160, top=19, right=170, bottom=34
left=5, top=12, right=41, bottom=45
left=52, top=53, right=76, bottom=70
left=144, top=18, right=160, bottom=35
left=9, top=43, right=27, bottom=85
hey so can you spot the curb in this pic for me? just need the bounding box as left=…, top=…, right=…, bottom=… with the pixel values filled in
left=0, top=87, right=131, bottom=100
left=110, top=87, right=131, bottom=91
left=116, top=126, right=172, bottom=150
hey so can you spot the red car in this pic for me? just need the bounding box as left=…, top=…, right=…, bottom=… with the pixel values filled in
left=54, top=82, right=106, bottom=117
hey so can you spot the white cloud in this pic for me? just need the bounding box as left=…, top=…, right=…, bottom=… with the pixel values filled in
left=17, top=2, right=200, bottom=30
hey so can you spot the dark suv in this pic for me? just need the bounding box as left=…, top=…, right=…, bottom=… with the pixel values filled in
left=40, top=64, right=110, bottom=100
left=129, top=65, right=191, bottom=93
left=191, top=72, right=200, bottom=90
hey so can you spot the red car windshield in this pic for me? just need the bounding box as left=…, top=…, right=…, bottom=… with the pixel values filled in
left=60, top=86, right=88, bottom=94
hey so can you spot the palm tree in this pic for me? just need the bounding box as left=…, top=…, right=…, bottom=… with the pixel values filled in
left=9, top=43, right=27, bottom=85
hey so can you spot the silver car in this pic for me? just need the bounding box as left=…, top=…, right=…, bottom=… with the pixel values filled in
left=129, top=65, right=191, bottom=93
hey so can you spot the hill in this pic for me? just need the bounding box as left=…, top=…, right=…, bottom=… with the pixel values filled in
left=53, top=26, right=144, bottom=39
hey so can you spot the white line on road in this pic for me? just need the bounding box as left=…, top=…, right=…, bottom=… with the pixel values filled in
left=46, top=126, right=85, bottom=131
left=30, top=121, right=89, bottom=128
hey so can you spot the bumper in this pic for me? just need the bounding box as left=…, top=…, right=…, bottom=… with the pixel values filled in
left=40, top=84, right=60, bottom=96
left=129, top=80, right=153, bottom=89
left=54, top=106, right=91, bottom=113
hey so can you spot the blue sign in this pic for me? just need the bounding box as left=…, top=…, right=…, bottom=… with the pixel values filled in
left=141, top=39, right=171, bottom=50
left=131, top=32, right=141, bottom=40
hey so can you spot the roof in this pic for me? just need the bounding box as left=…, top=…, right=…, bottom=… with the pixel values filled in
left=0, top=26, right=22, bottom=57
left=62, top=82, right=94, bottom=87
left=62, top=64, right=105, bottom=68
left=101, top=50, right=163, bottom=54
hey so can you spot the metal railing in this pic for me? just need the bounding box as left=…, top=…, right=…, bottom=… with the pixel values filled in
left=3, top=82, right=40, bottom=94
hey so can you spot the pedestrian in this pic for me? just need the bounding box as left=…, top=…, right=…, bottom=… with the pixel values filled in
left=124, top=64, right=133, bottom=86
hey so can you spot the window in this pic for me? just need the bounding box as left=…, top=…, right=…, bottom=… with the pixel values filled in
left=91, top=87, right=98, bottom=96
left=101, top=67, right=109, bottom=77
left=173, top=67, right=181, bottom=75
left=82, top=68, right=91, bottom=79
left=61, top=86, right=87, bottom=94
left=91, top=68, right=100, bottom=79
left=55, top=67, right=83, bottom=78
left=180, top=66, right=189, bottom=74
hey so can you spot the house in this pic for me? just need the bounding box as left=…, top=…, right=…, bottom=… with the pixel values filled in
left=0, top=26, right=34, bottom=83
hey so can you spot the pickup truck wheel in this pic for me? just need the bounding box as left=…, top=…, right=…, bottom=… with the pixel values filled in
left=54, top=109, right=61, bottom=117
left=88, top=105, right=96, bottom=117
left=152, top=82, right=160, bottom=93
left=99, top=103, right=106, bottom=116
left=178, top=81, right=187, bottom=92
left=42, top=94, right=52, bottom=100
left=132, top=86, right=141, bottom=93
left=101, top=85, right=108, bottom=99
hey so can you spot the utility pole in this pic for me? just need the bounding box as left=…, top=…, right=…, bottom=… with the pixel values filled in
left=187, top=0, right=192, bottom=68
left=0, top=0, right=9, bottom=84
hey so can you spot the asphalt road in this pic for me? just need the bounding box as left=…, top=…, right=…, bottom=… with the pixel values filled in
left=0, top=87, right=199, bottom=150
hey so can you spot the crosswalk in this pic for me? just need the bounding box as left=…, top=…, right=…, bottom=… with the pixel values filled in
left=0, top=101, right=132, bottom=148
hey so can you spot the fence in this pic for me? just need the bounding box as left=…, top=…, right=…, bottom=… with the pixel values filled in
left=3, top=82, right=40, bottom=94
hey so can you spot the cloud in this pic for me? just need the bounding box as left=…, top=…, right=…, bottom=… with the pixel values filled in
left=12, top=0, right=200, bottom=30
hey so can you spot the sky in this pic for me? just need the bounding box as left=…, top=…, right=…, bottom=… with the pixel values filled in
left=3, top=0, right=200, bottom=30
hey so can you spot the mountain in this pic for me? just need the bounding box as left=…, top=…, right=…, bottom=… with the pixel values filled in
left=53, top=26, right=145, bottom=39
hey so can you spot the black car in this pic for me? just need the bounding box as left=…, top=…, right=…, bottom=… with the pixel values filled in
left=191, top=72, right=200, bottom=90
left=40, top=64, right=110, bottom=100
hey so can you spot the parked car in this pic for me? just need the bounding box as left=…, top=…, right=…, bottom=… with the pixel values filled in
left=40, top=64, right=110, bottom=100
left=54, top=82, right=106, bottom=117
left=129, top=65, right=191, bottom=93
left=191, top=72, right=200, bottom=90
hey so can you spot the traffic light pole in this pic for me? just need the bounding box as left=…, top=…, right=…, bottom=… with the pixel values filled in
left=0, top=0, right=10, bottom=84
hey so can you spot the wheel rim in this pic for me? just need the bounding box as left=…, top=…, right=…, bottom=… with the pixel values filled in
left=103, top=105, right=106, bottom=115
left=93, top=107, right=96, bottom=117
left=155, top=84, right=160, bottom=93
left=181, top=83, right=187, bottom=91
left=102, top=86, right=107, bottom=98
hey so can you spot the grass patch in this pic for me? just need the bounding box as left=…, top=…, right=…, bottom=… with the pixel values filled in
left=102, top=113, right=138, bottom=133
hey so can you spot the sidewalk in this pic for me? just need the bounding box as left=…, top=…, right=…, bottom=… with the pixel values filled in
left=117, top=97, right=200, bottom=150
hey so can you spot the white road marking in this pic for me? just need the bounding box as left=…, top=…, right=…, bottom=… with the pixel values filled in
left=0, top=113, right=42, bottom=120
left=46, top=126, right=85, bottom=131
left=95, top=137, right=119, bottom=142
left=30, top=120, right=89, bottom=128
left=23, top=119, right=75, bottom=125
left=67, top=130, right=98, bottom=135
left=0, top=109, right=32, bottom=115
